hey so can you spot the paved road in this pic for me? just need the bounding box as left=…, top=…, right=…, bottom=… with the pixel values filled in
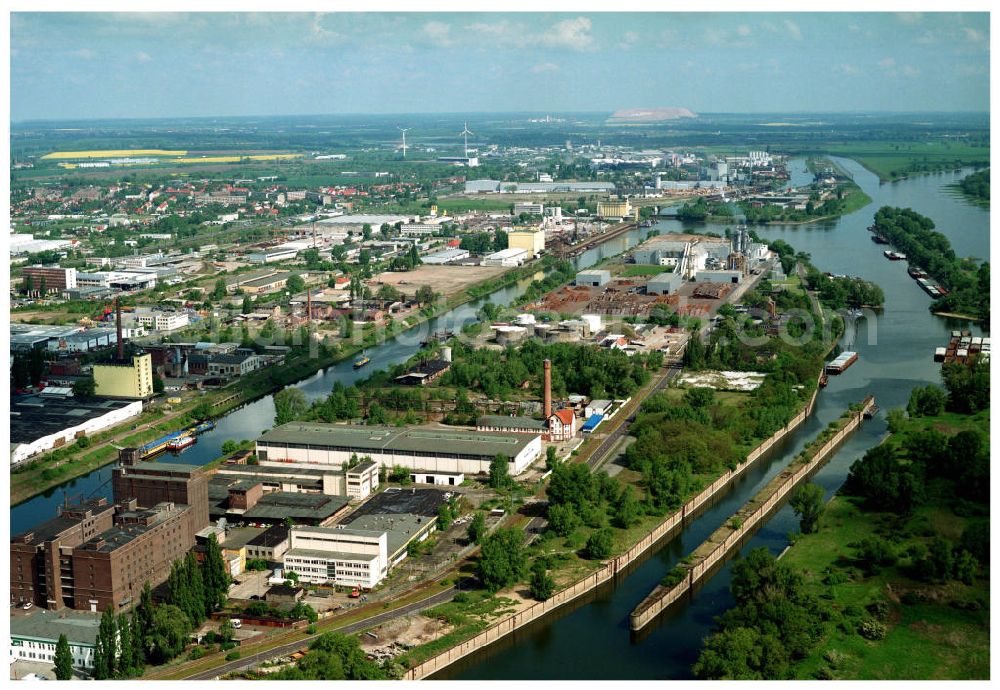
left=184, top=581, right=471, bottom=679
left=586, top=365, right=682, bottom=471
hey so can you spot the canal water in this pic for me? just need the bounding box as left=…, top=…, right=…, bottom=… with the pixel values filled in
left=11, top=225, right=660, bottom=535
left=437, top=157, right=989, bottom=679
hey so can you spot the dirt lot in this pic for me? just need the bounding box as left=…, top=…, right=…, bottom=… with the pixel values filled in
left=372, top=264, right=508, bottom=300
left=359, top=614, right=452, bottom=656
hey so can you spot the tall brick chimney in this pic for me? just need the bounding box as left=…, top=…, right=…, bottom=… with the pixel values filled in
left=115, top=297, right=124, bottom=361
left=543, top=359, right=552, bottom=419
left=306, top=288, right=312, bottom=324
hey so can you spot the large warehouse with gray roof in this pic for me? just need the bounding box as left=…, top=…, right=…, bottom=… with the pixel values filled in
left=255, top=423, right=541, bottom=475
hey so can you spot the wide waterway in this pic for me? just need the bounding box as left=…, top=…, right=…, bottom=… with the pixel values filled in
left=438, top=158, right=989, bottom=679
left=11, top=224, right=661, bottom=536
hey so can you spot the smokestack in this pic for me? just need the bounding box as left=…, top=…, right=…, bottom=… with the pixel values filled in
left=543, top=359, right=552, bottom=419
left=306, top=288, right=312, bottom=324
left=115, top=297, right=124, bottom=361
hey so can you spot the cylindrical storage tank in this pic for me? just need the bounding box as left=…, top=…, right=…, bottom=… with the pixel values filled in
left=441, top=346, right=452, bottom=363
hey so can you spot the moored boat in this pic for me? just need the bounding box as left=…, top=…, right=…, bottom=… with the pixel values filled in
left=166, top=436, right=196, bottom=451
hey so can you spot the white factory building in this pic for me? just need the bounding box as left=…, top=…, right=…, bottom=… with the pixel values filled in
left=482, top=247, right=529, bottom=267
left=283, top=525, right=388, bottom=588
left=256, top=423, right=542, bottom=476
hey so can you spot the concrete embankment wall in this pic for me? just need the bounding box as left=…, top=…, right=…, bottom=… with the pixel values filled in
left=403, top=384, right=823, bottom=680
left=629, top=396, right=874, bottom=631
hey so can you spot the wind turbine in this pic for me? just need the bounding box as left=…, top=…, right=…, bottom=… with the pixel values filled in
left=397, top=127, right=411, bottom=158
left=460, top=122, right=473, bottom=158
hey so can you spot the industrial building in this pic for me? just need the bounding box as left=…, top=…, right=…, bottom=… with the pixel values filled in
left=22, top=265, right=78, bottom=293
left=245, top=525, right=291, bottom=563
left=212, top=460, right=378, bottom=501
left=11, top=324, right=86, bottom=352
left=256, top=423, right=542, bottom=476
left=646, top=271, right=686, bottom=296
left=93, top=353, right=154, bottom=399
left=513, top=202, right=544, bottom=216
left=422, top=248, right=471, bottom=265
left=341, top=488, right=448, bottom=565
left=11, top=396, right=143, bottom=466
left=576, top=269, right=611, bottom=287
left=46, top=328, right=118, bottom=353
left=113, top=461, right=211, bottom=531
left=70, top=500, right=200, bottom=612
left=239, top=271, right=294, bottom=295
left=133, top=309, right=190, bottom=332
left=283, top=525, right=388, bottom=588
left=317, top=214, right=413, bottom=233
left=10, top=609, right=102, bottom=672
left=596, top=199, right=633, bottom=219
left=507, top=227, right=546, bottom=259
left=207, top=478, right=352, bottom=526
left=482, top=247, right=529, bottom=267
left=464, top=180, right=615, bottom=194
left=11, top=499, right=117, bottom=609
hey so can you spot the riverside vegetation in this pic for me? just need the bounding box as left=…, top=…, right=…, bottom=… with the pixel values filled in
left=693, top=361, right=989, bottom=680
left=871, top=206, right=989, bottom=323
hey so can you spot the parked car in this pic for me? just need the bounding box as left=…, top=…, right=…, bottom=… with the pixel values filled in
left=229, top=618, right=242, bottom=629
left=21, top=602, right=33, bottom=610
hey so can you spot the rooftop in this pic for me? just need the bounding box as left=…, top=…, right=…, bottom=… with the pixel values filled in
left=11, top=609, right=102, bottom=646
left=77, top=503, right=189, bottom=553
left=258, top=423, right=538, bottom=460
left=11, top=396, right=140, bottom=445
left=12, top=499, right=113, bottom=544
left=477, top=415, right=547, bottom=431
left=247, top=524, right=290, bottom=547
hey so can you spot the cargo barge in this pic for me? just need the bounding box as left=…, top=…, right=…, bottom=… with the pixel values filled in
left=883, top=250, right=907, bottom=261
left=825, top=351, right=858, bottom=374
left=935, top=331, right=990, bottom=365
left=871, top=234, right=890, bottom=245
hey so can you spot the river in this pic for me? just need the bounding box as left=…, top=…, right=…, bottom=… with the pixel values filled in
left=11, top=225, right=661, bottom=536
left=437, top=157, right=989, bottom=679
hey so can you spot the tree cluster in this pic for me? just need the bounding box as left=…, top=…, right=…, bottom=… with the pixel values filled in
left=693, top=548, right=828, bottom=679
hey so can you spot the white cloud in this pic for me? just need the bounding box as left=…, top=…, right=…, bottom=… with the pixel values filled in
left=901, top=65, right=920, bottom=77
left=833, top=63, right=859, bottom=75
left=878, top=57, right=896, bottom=70
left=916, top=30, right=938, bottom=45
left=531, top=62, right=560, bottom=74
left=542, top=17, right=595, bottom=51
left=963, top=27, right=985, bottom=43
left=895, top=13, right=923, bottom=25
left=135, top=51, right=152, bottom=63
left=736, top=25, right=751, bottom=37
left=618, top=31, right=640, bottom=50
left=783, top=20, right=802, bottom=41
left=71, top=48, right=95, bottom=60
left=421, top=20, right=454, bottom=48
left=309, top=13, right=345, bottom=44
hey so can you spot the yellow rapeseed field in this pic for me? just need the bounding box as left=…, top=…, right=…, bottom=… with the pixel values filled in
left=170, top=153, right=303, bottom=163
left=41, top=149, right=188, bottom=159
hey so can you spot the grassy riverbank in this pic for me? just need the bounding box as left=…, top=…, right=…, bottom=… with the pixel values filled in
left=694, top=390, right=989, bottom=680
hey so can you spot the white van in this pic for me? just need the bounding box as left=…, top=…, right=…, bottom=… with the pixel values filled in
left=229, top=618, right=242, bottom=629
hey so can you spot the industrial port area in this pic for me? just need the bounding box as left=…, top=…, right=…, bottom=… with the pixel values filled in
left=7, top=10, right=991, bottom=686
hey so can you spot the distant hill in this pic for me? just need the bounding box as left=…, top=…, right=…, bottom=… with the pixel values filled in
left=607, top=108, right=697, bottom=124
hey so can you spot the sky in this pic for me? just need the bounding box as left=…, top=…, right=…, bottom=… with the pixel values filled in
left=9, top=12, right=991, bottom=121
